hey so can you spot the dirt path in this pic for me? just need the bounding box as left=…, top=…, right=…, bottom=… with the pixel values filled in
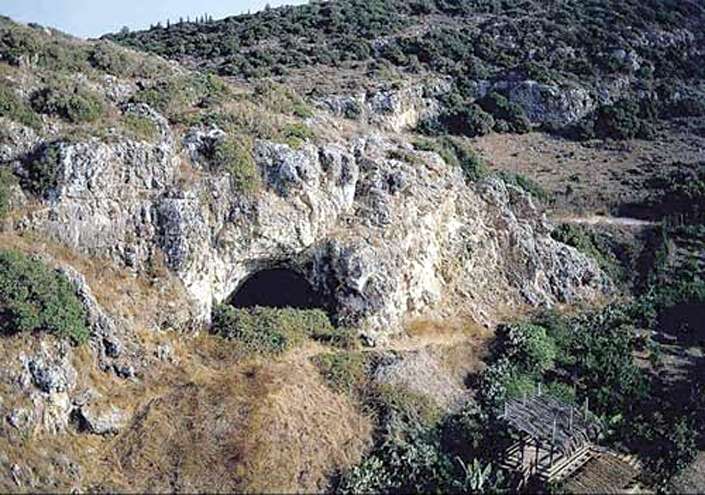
left=552, top=214, right=659, bottom=228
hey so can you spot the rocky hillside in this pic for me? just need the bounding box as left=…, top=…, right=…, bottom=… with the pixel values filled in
left=0, top=14, right=615, bottom=492
left=2, top=1, right=704, bottom=492
left=106, top=0, right=705, bottom=140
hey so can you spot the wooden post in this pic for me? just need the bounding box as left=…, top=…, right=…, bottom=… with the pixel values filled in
left=538, top=382, right=542, bottom=396
left=583, top=397, right=589, bottom=418
left=504, top=401, right=508, bottom=418
left=535, top=436, right=540, bottom=472
left=550, top=415, right=557, bottom=466
left=569, top=407, right=574, bottom=432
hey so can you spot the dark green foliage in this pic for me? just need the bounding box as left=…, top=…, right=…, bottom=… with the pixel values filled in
left=121, top=113, right=159, bottom=141
left=211, top=305, right=335, bottom=355
left=205, top=136, right=259, bottom=193
left=551, top=223, right=624, bottom=281
left=0, top=167, right=17, bottom=218
left=312, top=352, right=368, bottom=394
left=495, top=323, right=557, bottom=376
left=477, top=91, right=531, bottom=133
left=31, top=85, right=104, bottom=124
left=0, top=83, right=41, bottom=128
left=0, top=250, right=89, bottom=344
left=413, top=136, right=486, bottom=182
left=572, top=98, right=657, bottom=141
left=627, top=415, right=698, bottom=485
left=642, top=162, right=705, bottom=224
left=22, top=141, right=63, bottom=198
left=498, top=171, right=552, bottom=203
left=428, top=102, right=495, bottom=138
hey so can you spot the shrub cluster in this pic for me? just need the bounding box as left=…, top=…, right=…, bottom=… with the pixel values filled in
left=211, top=305, right=341, bottom=355
left=120, top=113, right=159, bottom=141
left=0, top=249, right=89, bottom=344
left=0, top=83, right=41, bottom=128
left=22, top=141, right=64, bottom=198
left=205, top=136, right=259, bottom=193
left=413, top=136, right=486, bottom=182
left=31, top=85, right=104, bottom=123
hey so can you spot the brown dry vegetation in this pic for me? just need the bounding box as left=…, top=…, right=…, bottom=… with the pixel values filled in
left=471, top=127, right=705, bottom=217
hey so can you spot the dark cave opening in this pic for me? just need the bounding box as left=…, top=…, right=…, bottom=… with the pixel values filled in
left=228, top=268, right=325, bottom=310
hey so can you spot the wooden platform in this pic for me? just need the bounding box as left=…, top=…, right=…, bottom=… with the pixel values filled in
left=560, top=449, right=640, bottom=494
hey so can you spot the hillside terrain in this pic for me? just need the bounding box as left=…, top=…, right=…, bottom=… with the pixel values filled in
left=0, top=1, right=703, bottom=493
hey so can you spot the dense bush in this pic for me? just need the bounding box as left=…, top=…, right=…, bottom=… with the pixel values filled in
left=31, top=85, right=104, bottom=123
left=0, top=250, right=89, bottom=344
left=311, top=351, right=368, bottom=394
left=206, top=136, right=259, bottom=193
left=121, top=113, right=159, bottom=141
left=0, top=84, right=41, bottom=128
left=0, top=167, right=16, bottom=218
left=211, top=305, right=335, bottom=355
left=413, top=136, right=486, bottom=182
left=477, top=91, right=531, bottom=133
left=571, top=98, right=657, bottom=141
left=22, top=141, right=64, bottom=198
left=496, top=323, right=557, bottom=375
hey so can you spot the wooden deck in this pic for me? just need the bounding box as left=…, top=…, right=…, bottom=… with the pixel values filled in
left=499, top=438, right=596, bottom=485
left=558, top=449, right=640, bottom=494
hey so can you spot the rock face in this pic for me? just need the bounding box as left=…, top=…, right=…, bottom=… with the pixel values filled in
left=5, top=105, right=608, bottom=342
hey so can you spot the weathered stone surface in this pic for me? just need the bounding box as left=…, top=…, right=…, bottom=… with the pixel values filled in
left=75, top=403, right=129, bottom=435
left=8, top=103, right=608, bottom=343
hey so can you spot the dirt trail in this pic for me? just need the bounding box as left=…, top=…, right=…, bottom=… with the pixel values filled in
left=552, top=214, right=659, bottom=228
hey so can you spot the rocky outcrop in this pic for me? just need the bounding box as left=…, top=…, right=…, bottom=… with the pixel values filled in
left=4, top=103, right=608, bottom=343
left=318, top=77, right=452, bottom=132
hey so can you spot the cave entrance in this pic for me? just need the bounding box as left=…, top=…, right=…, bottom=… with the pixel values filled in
left=228, top=268, right=325, bottom=310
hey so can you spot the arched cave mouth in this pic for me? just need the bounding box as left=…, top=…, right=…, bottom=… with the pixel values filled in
left=228, top=268, right=327, bottom=311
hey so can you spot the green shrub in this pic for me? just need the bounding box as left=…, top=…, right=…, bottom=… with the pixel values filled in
left=477, top=91, right=531, bottom=133
left=551, top=223, right=623, bottom=280
left=0, top=167, right=17, bottom=218
left=0, top=84, right=41, bottom=128
left=572, top=98, right=657, bottom=141
left=207, top=136, right=259, bottom=193
left=281, top=122, right=314, bottom=148
left=23, top=141, right=63, bottom=198
left=312, top=351, right=368, bottom=394
left=88, top=42, right=132, bottom=75
left=413, top=136, right=486, bottom=182
left=211, top=305, right=334, bottom=355
left=121, top=113, right=159, bottom=141
left=31, top=85, right=104, bottom=123
left=498, top=171, right=551, bottom=202
left=497, top=323, right=557, bottom=375
left=436, top=103, right=495, bottom=138
left=0, top=250, right=89, bottom=344
left=130, top=74, right=220, bottom=116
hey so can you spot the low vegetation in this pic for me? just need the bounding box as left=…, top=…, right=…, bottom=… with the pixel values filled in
left=0, top=83, right=42, bottom=128
left=120, top=113, right=159, bottom=141
left=413, top=136, right=486, bottom=182
left=31, top=84, right=104, bottom=123
left=204, top=136, right=259, bottom=193
left=0, top=249, right=89, bottom=344
left=22, top=141, right=64, bottom=198
left=211, top=305, right=349, bottom=355
left=0, top=167, right=16, bottom=218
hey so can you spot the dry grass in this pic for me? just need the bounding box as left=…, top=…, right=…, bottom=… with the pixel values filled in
left=84, top=341, right=372, bottom=493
